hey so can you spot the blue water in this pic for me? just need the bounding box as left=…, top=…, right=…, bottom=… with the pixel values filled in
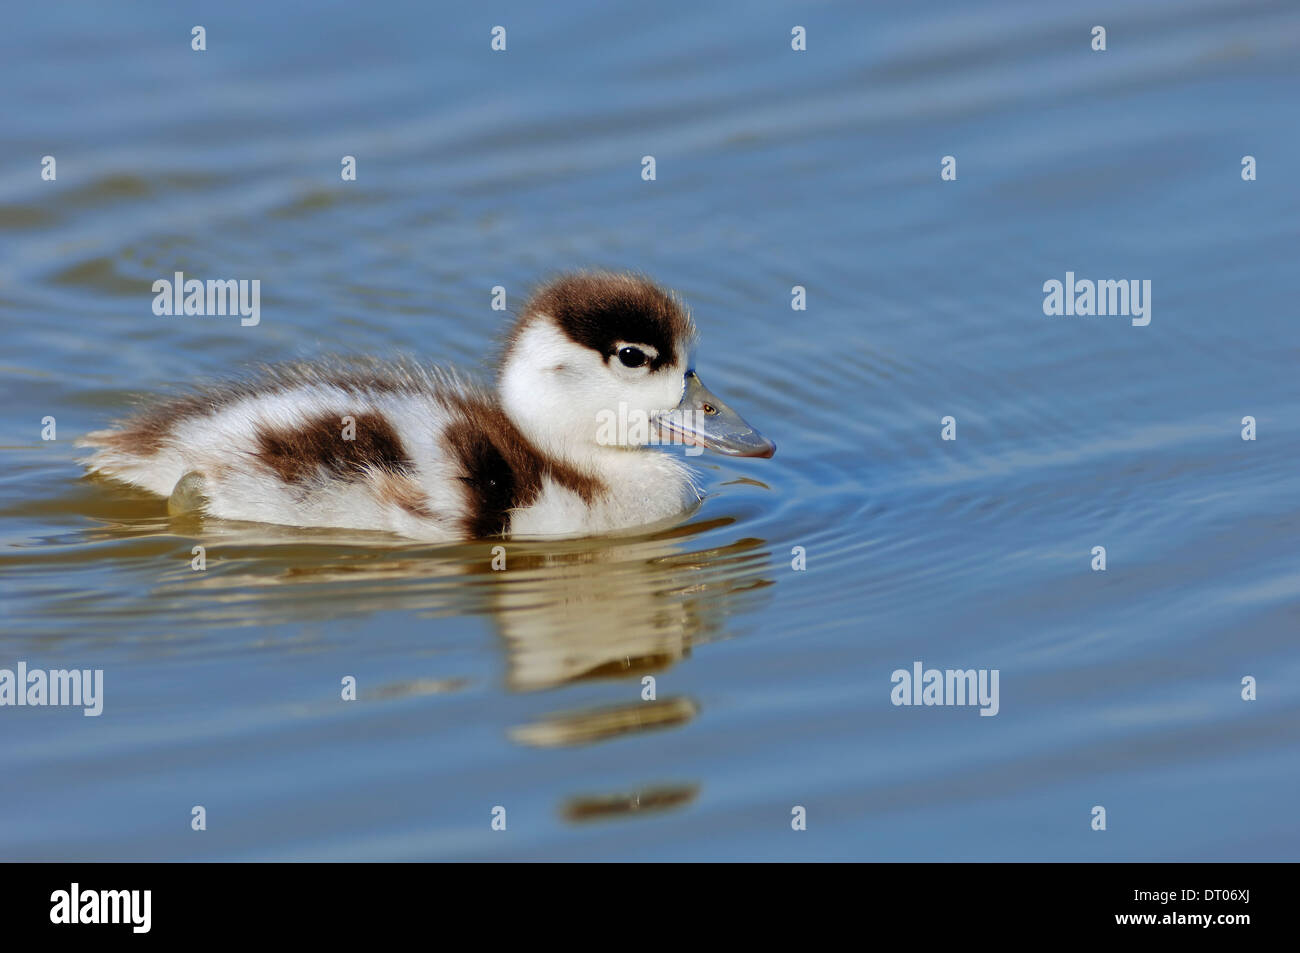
left=1, top=0, right=1297, bottom=860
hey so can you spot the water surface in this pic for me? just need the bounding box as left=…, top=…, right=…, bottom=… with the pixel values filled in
left=1, top=0, right=1298, bottom=860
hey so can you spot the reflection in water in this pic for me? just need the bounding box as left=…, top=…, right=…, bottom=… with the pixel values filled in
left=35, top=487, right=773, bottom=825
left=488, top=524, right=772, bottom=693
left=510, top=696, right=699, bottom=748
left=44, top=484, right=775, bottom=699
left=484, top=526, right=771, bottom=822
left=561, top=784, right=700, bottom=824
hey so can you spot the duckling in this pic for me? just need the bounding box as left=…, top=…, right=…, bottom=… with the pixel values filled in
left=81, top=272, right=775, bottom=540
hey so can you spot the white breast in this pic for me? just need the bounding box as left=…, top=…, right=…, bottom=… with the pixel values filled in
left=509, top=450, right=700, bottom=538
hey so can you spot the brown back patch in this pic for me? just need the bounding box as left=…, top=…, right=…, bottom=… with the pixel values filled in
left=256, top=412, right=412, bottom=485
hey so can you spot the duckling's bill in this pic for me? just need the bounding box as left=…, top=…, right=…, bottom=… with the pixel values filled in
left=656, top=370, right=776, bottom=458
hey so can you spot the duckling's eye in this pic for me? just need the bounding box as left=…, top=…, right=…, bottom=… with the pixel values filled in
left=617, top=346, right=648, bottom=368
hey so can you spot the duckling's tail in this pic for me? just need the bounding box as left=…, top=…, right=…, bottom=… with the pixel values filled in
left=79, top=426, right=191, bottom=497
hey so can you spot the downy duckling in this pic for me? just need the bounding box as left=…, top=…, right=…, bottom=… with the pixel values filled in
left=82, top=272, right=775, bottom=540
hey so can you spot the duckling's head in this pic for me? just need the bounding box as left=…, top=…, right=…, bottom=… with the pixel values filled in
left=498, top=272, right=775, bottom=462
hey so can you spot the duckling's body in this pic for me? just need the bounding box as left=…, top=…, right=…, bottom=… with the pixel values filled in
left=82, top=273, right=774, bottom=541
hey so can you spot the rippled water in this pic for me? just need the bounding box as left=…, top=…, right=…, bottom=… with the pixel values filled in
left=2, top=0, right=1298, bottom=860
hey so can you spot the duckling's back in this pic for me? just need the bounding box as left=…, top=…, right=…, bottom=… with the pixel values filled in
left=81, top=358, right=497, bottom=540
